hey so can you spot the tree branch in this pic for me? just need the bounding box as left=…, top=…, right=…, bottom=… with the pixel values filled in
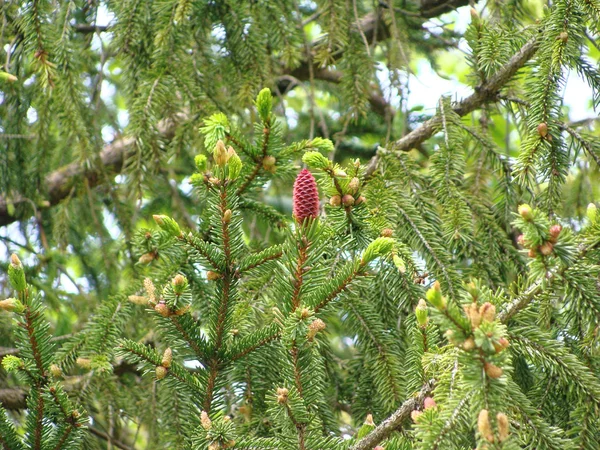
left=365, top=35, right=540, bottom=176
left=0, top=388, right=27, bottom=410
left=348, top=380, right=435, bottom=450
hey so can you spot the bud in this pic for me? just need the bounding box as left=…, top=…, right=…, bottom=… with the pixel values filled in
left=362, top=237, right=395, bottom=264
left=201, top=411, right=212, bottom=430
left=208, top=176, right=219, bottom=185
left=302, top=151, right=330, bottom=169
left=479, top=302, right=496, bottom=322
left=276, top=387, right=289, bottom=404
left=213, top=140, right=229, bottom=167
left=293, top=169, right=320, bottom=224
left=445, top=329, right=457, bottom=344
left=256, top=87, right=273, bottom=122
left=355, top=196, right=366, bottom=205
left=415, top=299, right=428, bottom=327
left=161, top=348, right=173, bottom=368
left=300, top=307, right=311, bottom=319
left=426, top=281, right=446, bottom=310
left=354, top=158, right=361, bottom=168
left=153, top=215, right=181, bottom=237
left=155, top=365, right=167, bottom=380
left=411, top=410, right=423, bottom=422
left=484, top=362, right=503, bottom=379
left=50, top=364, right=62, bottom=378
left=127, top=295, right=147, bottom=305
left=470, top=7, right=479, bottom=21
left=518, top=204, right=533, bottom=221
left=0, top=298, right=24, bottom=313
left=539, top=242, right=554, bottom=256
left=373, top=447, right=384, bottom=450
left=548, top=224, right=562, bottom=241
left=423, top=397, right=437, bottom=409
left=1, top=355, right=24, bottom=372
left=334, top=168, right=347, bottom=178
left=195, top=154, right=208, bottom=172
left=537, top=122, right=548, bottom=138
left=380, top=228, right=393, bottom=238
left=307, top=318, right=326, bottom=340
left=329, top=195, right=341, bottom=207
left=587, top=203, right=597, bottom=222
left=154, top=302, right=171, bottom=317
left=227, top=149, right=243, bottom=180
left=528, top=248, right=537, bottom=258
left=208, top=443, right=219, bottom=450
left=478, top=409, right=494, bottom=443
left=0, top=71, right=18, bottom=82
left=393, top=254, right=406, bottom=274
left=348, top=177, right=360, bottom=195
left=465, top=302, right=482, bottom=329
left=558, top=31, right=568, bottom=43
left=76, top=358, right=91, bottom=369
left=8, top=254, right=26, bottom=292
left=262, top=155, right=276, bottom=173
left=364, top=414, right=375, bottom=426
left=138, top=252, right=155, bottom=264
left=223, top=209, right=232, bottom=223
left=172, top=274, right=188, bottom=295
left=342, top=194, right=355, bottom=207
left=144, top=278, right=157, bottom=301
left=462, top=336, right=475, bottom=351
left=207, top=271, right=221, bottom=281
left=496, top=412, right=509, bottom=442
left=517, top=234, right=526, bottom=246
left=494, top=337, right=510, bottom=353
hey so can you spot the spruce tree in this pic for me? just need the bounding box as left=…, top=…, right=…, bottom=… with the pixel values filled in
left=2, top=0, right=600, bottom=449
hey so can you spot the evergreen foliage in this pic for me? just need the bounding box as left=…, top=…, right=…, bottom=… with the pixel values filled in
left=2, top=0, right=600, bottom=449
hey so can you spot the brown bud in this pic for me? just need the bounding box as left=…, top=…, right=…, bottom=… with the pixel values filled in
left=154, top=302, right=171, bottom=317
left=478, top=409, right=494, bottom=443
left=223, top=209, right=232, bottom=223
left=145, top=232, right=152, bottom=239
left=329, top=195, right=342, bottom=207
left=411, top=410, right=423, bottom=422
left=201, top=411, right=212, bottom=430
left=10, top=254, right=21, bottom=267
left=355, top=195, right=366, bottom=205
left=138, top=252, right=155, bottom=264
left=496, top=412, right=509, bottom=442
left=207, top=271, right=221, bottom=281
left=558, top=31, right=568, bottom=43
left=479, top=302, right=496, bottom=322
left=528, top=248, right=537, bottom=258
left=161, top=348, right=173, bottom=368
left=50, top=364, right=62, bottom=378
left=348, top=177, right=360, bottom=194
left=144, top=278, right=156, bottom=300
left=364, top=414, right=375, bottom=426
left=342, top=194, right=355, bottom=207
left=549, top=224, right=562, bottom=241
left=172, top=274, right=187, bottom=294
left=262, top=155, right=276, bottom=172
left=76, top=358, right=91, bottom=369
left=465, top=302, right=482, bottom=329
left=539, top=242, right=554, bottom=256
left=155, top=365, right=167, bottom=380
left=300, top=307, right=311, bottom=319
left=128, top=295, right=148, bottom=305
left=307, top=318, right=326, bottom=340
left=537, top=122, right=548, bottom=138
left=276, top=387, right=289, bottom=404
left=380, top=228, right=394, bottom=238
left=517, top=234, right=526, bottom=246
left=495, top=337, right=510, bottom=352
left=462, top=337, right=476, bottom=351
left=214, top=140, right=229, bottom=167
left=484, top=362, right=503, bottom=379
left=423, top=397, right=437, bottom=409
left=518, top=204, right=533, bottom=221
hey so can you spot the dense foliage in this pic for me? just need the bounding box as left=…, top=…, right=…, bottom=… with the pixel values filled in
left=2, top=0, right=600, bottom=449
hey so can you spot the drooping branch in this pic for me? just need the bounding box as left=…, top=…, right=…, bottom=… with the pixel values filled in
left=348, top=380, right=435, bottom=450
left=0, top=388, right=27, bottom=410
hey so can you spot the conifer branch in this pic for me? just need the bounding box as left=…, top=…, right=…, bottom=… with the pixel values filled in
left=365, top=35, right=540, bottom=176
left=349, top=380, right=435, bottom=450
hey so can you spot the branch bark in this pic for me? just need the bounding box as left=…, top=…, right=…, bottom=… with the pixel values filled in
left=349, top=380, right=435, bottom=450
left=366, top=34, right=540, bottom=176
left=0, top=388, right=27, bottom=410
